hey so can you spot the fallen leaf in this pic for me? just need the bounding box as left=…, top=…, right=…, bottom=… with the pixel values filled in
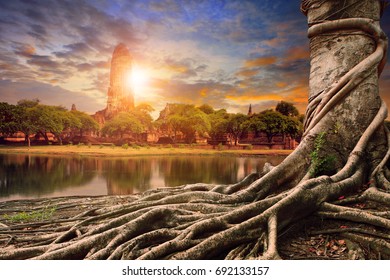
left=309, top=247, right=317, bottom=253
left=316, top=250, right=324, bottom=256
left=337, top=240, right=345, bottom=245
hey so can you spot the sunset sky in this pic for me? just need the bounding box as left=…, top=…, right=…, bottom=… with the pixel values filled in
left=1, top=0, right=390, bottom=118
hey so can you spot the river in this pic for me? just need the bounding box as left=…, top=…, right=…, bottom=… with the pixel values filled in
left=0, top=154, right=286, bottom=201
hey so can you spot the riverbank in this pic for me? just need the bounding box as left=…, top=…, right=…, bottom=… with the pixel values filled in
left=0, top=145, right=293, bottom=157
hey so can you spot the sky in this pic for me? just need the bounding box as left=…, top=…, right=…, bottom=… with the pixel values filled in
left=1, top=0, right=390, bottom=118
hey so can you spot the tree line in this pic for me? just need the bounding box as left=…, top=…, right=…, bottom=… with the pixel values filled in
left=0, top=99, right=304, bottom=146
left=0, top=99, right=98, bottom=146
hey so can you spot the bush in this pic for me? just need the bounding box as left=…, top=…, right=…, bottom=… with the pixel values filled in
left=217, top=143, right=224, bottom=151
left=122, top=143, right=129, bottom=150
left=245, top=144, right=253, bottom=150
left=131, top=144, right=141, bottom=149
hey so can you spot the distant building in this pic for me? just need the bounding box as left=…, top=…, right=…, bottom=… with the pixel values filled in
left=93, top=43, right=135, bottom=127
left=248, top=104, right=253, bottom=116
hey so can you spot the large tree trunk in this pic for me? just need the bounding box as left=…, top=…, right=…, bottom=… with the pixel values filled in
left=1, top=0, right=390, bottom=260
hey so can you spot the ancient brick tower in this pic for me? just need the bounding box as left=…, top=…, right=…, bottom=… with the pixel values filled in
left=105, top=43, right=134, bottom=118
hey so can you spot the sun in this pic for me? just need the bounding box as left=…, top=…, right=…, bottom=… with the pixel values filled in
left=126, top=66, right=149, bottom=96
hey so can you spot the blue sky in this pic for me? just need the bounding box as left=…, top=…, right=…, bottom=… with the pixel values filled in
left=0, top=0, right=389, bottom=117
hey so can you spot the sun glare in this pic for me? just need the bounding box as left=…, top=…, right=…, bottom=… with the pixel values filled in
left=127, top=66, right=149, bottom=96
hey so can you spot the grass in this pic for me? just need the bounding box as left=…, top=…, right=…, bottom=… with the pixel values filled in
left=0, top=145, right=292, bottom=157
left=3, top=206, right=56, bottom=223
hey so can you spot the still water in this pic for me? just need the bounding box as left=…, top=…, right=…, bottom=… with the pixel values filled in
left=0, top=154, right=285, bottom=202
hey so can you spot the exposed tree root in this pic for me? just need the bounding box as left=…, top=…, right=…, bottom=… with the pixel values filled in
left=1, top=1, right=390, bottom=260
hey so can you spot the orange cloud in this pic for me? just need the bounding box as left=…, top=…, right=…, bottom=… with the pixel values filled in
left=15, top=44, right=36, bottom=58
left=226, top=94, right=283, bottom=104
left=236, top=68, right=259, bottom=77
left=276, top=82, right=288, bottom=88
left=284, top=46, right=310, bottom=62
left=166, top=64, right=190, bottom=73
left=199, top=88, right=208, bottom=97
left=244, top=56, right=277, bottom=68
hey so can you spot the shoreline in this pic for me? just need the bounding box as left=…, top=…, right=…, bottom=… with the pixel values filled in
left=0, top=145, right=293, bottom=158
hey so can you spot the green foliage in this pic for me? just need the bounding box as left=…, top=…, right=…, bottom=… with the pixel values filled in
left=0, top=103, right=23, bottom=135
left=102, top=112, right=144, bottom=138
left=156, top=104, right=211, bottom=143
left=310, top=132, right=336, bottom=177
left=122, top=143, right=129, bottom=149
left=209, top=109, right=230, bottom=142
left=70, top=110, right=99, bottom=137
left=198, top=104, right=215, bottom=115
left=333, top=122, right=342, bottom=134
left=17, top=98, right=40, bottom=108
left=275, top=101, right=299, bottom=117
left=217, top=143, right=224, bottom=150
left=3, top=206, right=56, bottom=222
left=227, top=113, right=249, bottom=145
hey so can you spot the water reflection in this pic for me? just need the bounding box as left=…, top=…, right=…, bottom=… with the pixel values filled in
left=0, top=154, right=285, bottom=201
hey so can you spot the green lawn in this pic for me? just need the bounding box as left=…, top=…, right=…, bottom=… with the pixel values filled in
left=0, top=144, right=292, bottom=157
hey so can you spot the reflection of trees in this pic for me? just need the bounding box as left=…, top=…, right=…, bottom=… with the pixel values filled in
left=0, top=155, right=287, bottom=199
left=102, top=156, right=287, bottom=193
left=160, top=156, right=232, bottom=187
left=0, top=155, right=95, bottom=199
left=103, top=158, right=152, bottom=195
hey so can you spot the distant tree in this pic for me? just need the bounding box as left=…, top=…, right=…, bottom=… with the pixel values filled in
left=257, top=110, right=287, bottom=143
left=275, top=101, right=299, bottom=117
left=70, top=110, right=99, bottom=137
left=132, top=104, right=154, bottom=130
left=208, top=109, right=230, bottom=143
left=101, top=112, right=143, bottom=139
left=227, top=113, right=249, bottom=145
left=18, top=107, right=40, bottom=147
left=157, top=104, right=211, bottom=143
left=243, top=113, right=266, bottom=136
left=17, top=98, right=40, bottom=108
left=0, top=102, right=21, bottom=136
left=198, top=104, right=215, bottom=115
left=180, top=109, right=211, bottom=143
left=46, top=106, right=82, bottom=145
